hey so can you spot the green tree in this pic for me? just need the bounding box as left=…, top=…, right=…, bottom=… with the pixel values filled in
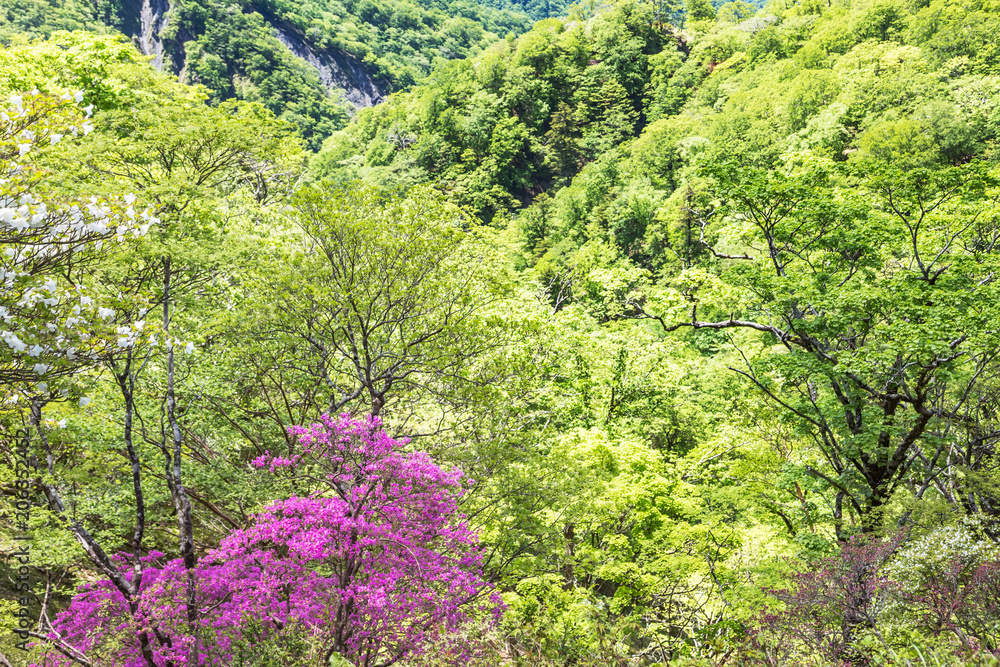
left=232, top=182, right=511, bottom=422
left=685, top=0, right=717, bottom=22
left=631, top=160, right=1000, bottom=535
left=716, top=0, right=755, bottom=23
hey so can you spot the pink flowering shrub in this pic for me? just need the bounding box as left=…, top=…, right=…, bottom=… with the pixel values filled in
left=748, top=533, right=902, bottom=665
left=746, top=531, right=1000, bottom=665
left=41, top=415, right=500, bottom=667
left=43, top=554, right=224, bottom=666
left=901, top=558, right=1000, bottom=654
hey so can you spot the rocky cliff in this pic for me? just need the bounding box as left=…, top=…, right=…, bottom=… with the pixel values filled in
left=270, top=23, right=386, bottom=108
left=119, top=0, right=387, bottom=109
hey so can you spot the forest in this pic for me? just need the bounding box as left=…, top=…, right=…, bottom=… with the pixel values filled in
left=1, top=0, right=999, bottom=664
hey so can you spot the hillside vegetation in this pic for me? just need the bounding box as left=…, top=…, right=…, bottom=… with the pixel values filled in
left=1, top=0, right=552, bottom=147
left=1, top=0, right=1000, bottom=665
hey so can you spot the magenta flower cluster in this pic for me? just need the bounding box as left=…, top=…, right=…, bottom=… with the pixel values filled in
left=40, top=414, right=501, bottom=666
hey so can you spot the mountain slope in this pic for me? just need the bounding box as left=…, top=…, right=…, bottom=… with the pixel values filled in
left=310, top=0, right=1000, bottom=251
left=310, top=2, right=682, bottom=219
left=0, top=0, right=540, bottom=147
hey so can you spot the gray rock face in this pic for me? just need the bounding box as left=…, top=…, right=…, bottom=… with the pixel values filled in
left=270, top=24, right=387, bottom=108
left=138, top=0, right=170, bottom=69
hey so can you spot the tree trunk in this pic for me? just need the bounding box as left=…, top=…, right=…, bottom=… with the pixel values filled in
left=163, top=256, right=199, bottom=665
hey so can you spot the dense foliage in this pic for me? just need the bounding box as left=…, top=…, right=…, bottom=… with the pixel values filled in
left=2, top=0, right=1000, bottom=665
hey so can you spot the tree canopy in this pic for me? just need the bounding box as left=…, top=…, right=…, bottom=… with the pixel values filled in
left=2, top=0, right=1000, bottom=665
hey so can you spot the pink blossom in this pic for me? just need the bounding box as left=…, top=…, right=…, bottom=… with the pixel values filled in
left=38, top=415, right=501, bottom=666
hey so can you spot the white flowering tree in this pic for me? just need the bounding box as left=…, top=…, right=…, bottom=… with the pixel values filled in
left=0, top=80, right=306, bottom=664
left=0, top=88, right=168, bottom=665
left=0, top=90, right=157, bottom=389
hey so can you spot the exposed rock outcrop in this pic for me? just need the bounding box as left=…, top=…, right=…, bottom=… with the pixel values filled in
left=138, top=0, right=170, bottom=69
left=121, top=0, right=170, bottom=70
left=270, top=24, right=387, bottom=108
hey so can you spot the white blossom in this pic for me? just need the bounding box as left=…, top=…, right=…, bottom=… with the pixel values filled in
left=2, top=332, right=26, bottom=353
